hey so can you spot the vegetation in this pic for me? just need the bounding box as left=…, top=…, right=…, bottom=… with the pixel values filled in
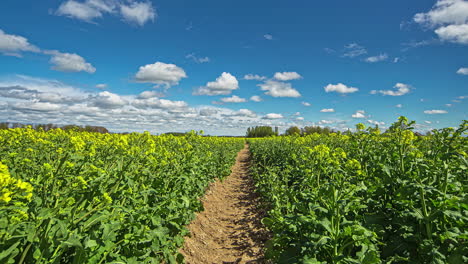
left=246, top=126, right=278, bottom=138
left=0, top=128, right=243, bottom=263
left=249, top=117, right=468, bottom=263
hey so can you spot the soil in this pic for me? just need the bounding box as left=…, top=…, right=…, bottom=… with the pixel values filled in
left=180, top=144, right=270, bottom=264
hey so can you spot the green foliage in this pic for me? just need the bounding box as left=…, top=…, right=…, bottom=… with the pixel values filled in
left=0, top=128, right=244, bottom=263
left=246, top=126, right=278, bottom=138
left=285, top=126, right=301, bottom=136
left=250, top=117, right=468, bottom=263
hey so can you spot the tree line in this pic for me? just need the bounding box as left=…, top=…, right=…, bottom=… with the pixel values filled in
left=0, top=122, right=109, bottom=133
left=246, top=125, right=340, bottom=137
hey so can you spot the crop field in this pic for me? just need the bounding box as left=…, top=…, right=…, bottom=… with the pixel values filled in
left=0, top=117, right=467, bottom=264
left=249, top=118, right=467, bottom=263
left=0, top=128, right=244, bottom=263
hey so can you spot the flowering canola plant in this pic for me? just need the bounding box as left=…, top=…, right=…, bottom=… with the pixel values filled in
left=0, top=128, right=244, bottom=263
left=249, top=117, right=467, bottom=264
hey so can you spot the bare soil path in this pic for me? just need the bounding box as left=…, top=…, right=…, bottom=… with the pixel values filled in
left=180, top=144, right=269, bottom=264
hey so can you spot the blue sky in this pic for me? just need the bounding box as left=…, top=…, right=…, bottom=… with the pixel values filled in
left=0, top=0, right=467, bottom=135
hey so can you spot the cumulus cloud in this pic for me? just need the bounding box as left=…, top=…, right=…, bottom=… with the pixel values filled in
left=414, top=0, right=468, bottom=45
left=264, top=34, right=273, bottom=40
left=365, top=53, right=388, bottom=63
left=90, top=91, right=127, bottom=109
left=424, top=109, right=448, bottom=114
left=342, top=43, right=367, bottom=57
left=318, top=120, right=334, bottom=125
left=324, top=83, right=359, bottom=94
left=56, top=0, right=156, bottom=26
left=435, top=24, right=468, bottom=44
left=367, top=119, right=385, bottom=126
left=0, top=75, right=304, bottom=135
left=186, top=53, right=210, bottom=63
left=132, top=97, right=188, bottom=110
left=0, top=29, right=40, bottom=56
left=320, top=108, right=335, bottom=112
left=263, top=113, right=283, bottom=119
left=250, top=95, right=262, bottom=102
left=396, top=104, right=403, bottom=108
left=194, top=72, right=239, bottom=96
left=135, top=62, right=187, bottom=87
left=44, top=50, right=96, bottom=73
left=457, top=67, right=468, bottom=75
left=258, top=80, right=301, bottom=97
left=352, top=110, right=366, bottom=118
left=243, top=74, right=266, bottom=81
left=120, top=1, right=156, bottom=26
left=296, top=117, right=304, bottom=121
left=370, top=83, right=411, bottom=96
left=96, top=83, right=107, bottom=89
left=220, top=95, right=247, bottom=103
left=274, top=72, right=302, bottom=81
left=302, top=102, right=311, bottom=106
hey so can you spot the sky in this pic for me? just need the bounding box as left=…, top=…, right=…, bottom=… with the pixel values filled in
left=0, top=0, right=467, bottom=135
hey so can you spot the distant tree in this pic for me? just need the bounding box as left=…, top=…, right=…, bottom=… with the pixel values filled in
left=246, top=126, right=276, bottom=137
left=302, top=126, right=334, bottom=135
left=285, top=126, right=301, bottom=136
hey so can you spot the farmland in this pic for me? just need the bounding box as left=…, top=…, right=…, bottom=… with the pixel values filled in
left=249, top=117, right=467, bottom=263
left=0, top=128, right=244, bottom=263
left=0, top=117, right=467, bottom=263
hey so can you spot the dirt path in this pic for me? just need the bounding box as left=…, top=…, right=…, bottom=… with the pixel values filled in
left=180, top=144, right=269, bottom=264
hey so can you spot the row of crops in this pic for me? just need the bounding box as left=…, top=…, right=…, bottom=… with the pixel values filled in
left=249, top=117, right=467, bottom=264
left=0, top=128, right=244, bottom=263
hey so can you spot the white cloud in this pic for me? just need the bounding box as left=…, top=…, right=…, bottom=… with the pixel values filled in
left=220, top=95, right=246, bottom=103
left=424, top=109, right=448, bottom=114
left=263, top=113, right=283, bottom=119
left=132, top=97, right=188, bottom=110
left=12, top=102, right=62, bottom=112
left=0, top=75, right=313, bottom=135
left=120, top=1, right=156, bottom=26
left=320, top=108, right=335, bottom=112
left=56, top=0, right=104, bottom=22
left=414, top=0, right=468, bottom=26
left=186, top=53, right=210, bottom=63
left=396, top=104, right=403, bottom=108
left=90, top=91, right=127, bottom=109
left=343, top=43, right=367, bottom=57
left=56, top=0, right=155, bottom=26
left=446, top=103, right=453, bottom=107
left=135, top=62, right=187, bottom=87
left=352, top=110, right=366, bottom=118
left=365, top=53, right=388, bottom=63
left=264, top=34, right=273, bottom=40
left=457, top=67, right=468, bottom=75
left=371, top=83, right=411, bottom=96
left=243, top=74, right=266, bottom=81
left=367, top=119, right=385, bottom=126
left=435, top=24, right=468, bottom=44
left=274, top=72, right=302, bottom=81
left=258, top=80, right=301, bottom=97
left=424, top=121, right=432, bottom=124
left=414, top=0, right=468, bottom=45
left=137, top=90, right=159, bottom=99
left=302, top=101, right=311, bottom=106
left=96, top=83, right=107, bottom=89
left=250, top=95, right=262, bottom=102
left=393, top=57, right=400, bottom=63
left=44, top=50, right=96, bottom=73
left=324, top=83, right=359, bottom=94
left=296, top=117, right=304, bottom=121
left=318, top=120, right=334, bottom=125
left=194, top=72, right=239, bottom=96
left=0, top=29, right=40, bottom=56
